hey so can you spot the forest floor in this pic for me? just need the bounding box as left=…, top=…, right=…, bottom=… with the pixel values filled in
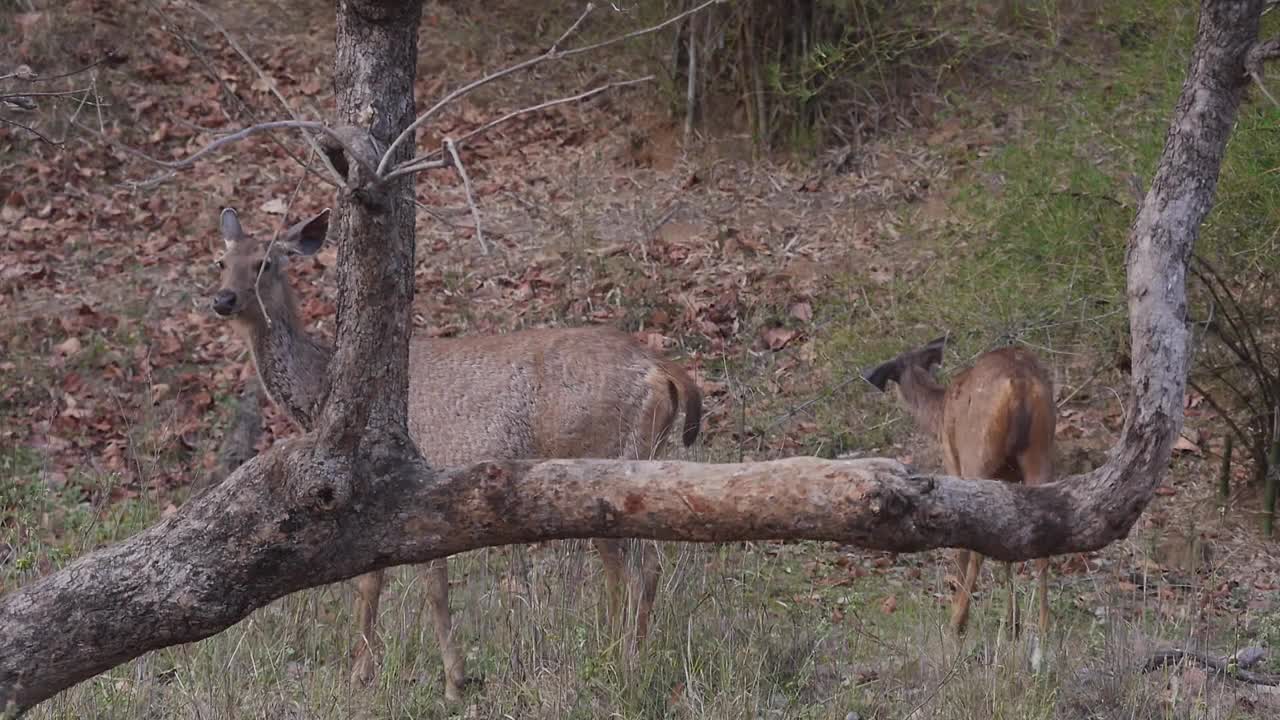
left=3, top=0, right=1280, bottom=718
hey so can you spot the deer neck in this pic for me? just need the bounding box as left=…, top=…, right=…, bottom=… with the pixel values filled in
left=234, top=283, right=333, bottom=431
left=896, top=365, right=946, bottom=440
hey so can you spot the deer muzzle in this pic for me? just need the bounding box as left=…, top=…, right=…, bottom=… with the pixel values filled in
left=212, top=289, right=238, bottom=316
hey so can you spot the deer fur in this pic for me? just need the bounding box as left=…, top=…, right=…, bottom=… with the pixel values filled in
left=863, top=337, right=1056, bottom=649
left=211, top=207, right=702, bottom=701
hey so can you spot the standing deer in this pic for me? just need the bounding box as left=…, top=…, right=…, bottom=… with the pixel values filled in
left=862, top=337, right=1056, bottom=646
left=210, top=206, right=702, bottom=701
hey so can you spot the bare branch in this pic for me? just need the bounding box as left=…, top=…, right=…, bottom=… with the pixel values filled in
left=0, top=54, right=120, bottom=83
left=384, top=75, right=655, bottom=181
left=375, top=0, right=722, bottom=177
left=0, top=115, right=61, bottom=145
left=1141, top=648, right=1280, bottom=686
left=0, top=65, right=35, bottom=82
left=184, top=0, right=347, bottom=188
left=76, top=118, right=376, bottom=189
left=444, top=138, right=489, bottom=255
left=552, top=3, right=596, bottom=52
left=138, top=0, right=340, bottom=190
left=557, top=0, right=721, bottom=60
left=0, top=95, right=37, bottom=111
left=382, top=156, right=448, bottom=179
left=0, top=87, right=96, bottom=101
left=1246, top=35, right=1280, bottom=108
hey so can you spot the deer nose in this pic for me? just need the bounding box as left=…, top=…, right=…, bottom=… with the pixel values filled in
left=212, top=289, right=237, bottom=316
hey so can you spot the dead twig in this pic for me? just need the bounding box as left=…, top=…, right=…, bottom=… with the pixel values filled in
left=63, top=2, right=711, bottom=190
left=376, top=0, right=722, bottom=177
left=552, top=2, right=597, bottom=50
left=444, top=138, right=488, bottom=256
left=1, top=55, right=119, bottom=83
left=1141, top=647, right=1278, bottom=686
left=183, top=0, right=346, bottom=188
left=386, top=76, right=655, bottom=180
left=0, top=115, right=61, bottom=145
left=77, top=118, right=373, bottom=188
left=1245, top=36, right=1280, bottom=109
left=0, top=87, right=97, bottom=101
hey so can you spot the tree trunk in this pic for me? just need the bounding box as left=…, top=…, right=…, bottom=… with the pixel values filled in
left=320, top=0, right=420, bottom=456
left=0, top=0, right=1266, bottom=714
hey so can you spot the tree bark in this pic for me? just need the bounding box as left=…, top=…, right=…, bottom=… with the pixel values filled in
left=317, top=0, right=421, bottom=464
left=0, top=0, right=1266, bottom=714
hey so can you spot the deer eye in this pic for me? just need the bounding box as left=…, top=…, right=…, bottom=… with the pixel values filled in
left=255, top=259, right=271, bottom=272
left=214, top=259, right=225, bottom=270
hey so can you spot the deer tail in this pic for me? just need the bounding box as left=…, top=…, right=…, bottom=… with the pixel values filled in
left=660, top=359, right=703, bottom=447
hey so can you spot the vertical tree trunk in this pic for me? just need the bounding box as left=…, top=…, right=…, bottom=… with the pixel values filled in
left=1080, top=0, right=1261, bottom=529
left=320, top=0, right=422, bottom=455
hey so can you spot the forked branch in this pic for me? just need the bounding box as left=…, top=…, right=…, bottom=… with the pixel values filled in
left=375, top=0, right=723, bottom=176
left=86, top=1, right=717, bottom=192
left=385, top=75, right=656, bottom=180
left=78, top=119, right=376, bottom=188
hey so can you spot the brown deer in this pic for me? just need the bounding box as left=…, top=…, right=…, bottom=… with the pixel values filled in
left=862, top=336, right=1056, bottom=645
left=210, top=206, right=702, bottom=701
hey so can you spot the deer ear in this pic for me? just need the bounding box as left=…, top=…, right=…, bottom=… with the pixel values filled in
left=284, top=208, right=330, bottom=256
left=219, top=208, right=245, bottom=247
left=861, top=359, right=899, bottom=392
left=922, top=335, right=948, bottom=368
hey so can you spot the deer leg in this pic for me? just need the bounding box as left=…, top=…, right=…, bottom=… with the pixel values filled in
left=593, top=538, right=626, bottom=631
left=1030, top=556, right=1051, bottom=672
left=350, top=570, right=384, bottom=686
left=629, top=539, right=661, bottom=647
left=949, top=548, right=970, bottom=632
left=1036, top=557, right=1050, bottom=635
left=949, top=550, right=984, bottom=635
left=1003, top=561, right=1020, bottom=640
left=421, top=558, right=465, bottom=702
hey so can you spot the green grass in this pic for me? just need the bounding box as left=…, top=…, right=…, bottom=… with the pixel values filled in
left=819, top=0, right=1279, bottom=450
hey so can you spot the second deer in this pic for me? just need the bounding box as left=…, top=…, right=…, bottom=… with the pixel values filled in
left=210, top=206, right=703, bottom=701
left=863, top=336, right=1057, bottom=646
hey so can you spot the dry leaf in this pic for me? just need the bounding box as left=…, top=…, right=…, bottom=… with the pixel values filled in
left=1172, top=434, right=1201, bottom=455
left=259, top=198, right=289, bottom=215
left=761, top=326, right=798, bottom=351
left=789, top=301, right=813, bottom=322
left=880, top=595, right=897, bottom=614
left=54, top=337, right=82, bottom=356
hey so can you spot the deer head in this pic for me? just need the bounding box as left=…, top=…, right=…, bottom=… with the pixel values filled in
left=861, top=335, right=947, bottom=392
left=211, top=207, right=330, bottom=319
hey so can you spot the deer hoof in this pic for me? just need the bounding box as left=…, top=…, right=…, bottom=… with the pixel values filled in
left=444, top=682, right=463, bottom=703
left=1030, top=635, right=1047, bottom=674
left=350, top=652, right=378, bottom=687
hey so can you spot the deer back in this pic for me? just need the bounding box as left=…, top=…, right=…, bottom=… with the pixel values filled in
left=407, top=327, right=700, bottom=465
left=940, top=346, right=1056, bottom=482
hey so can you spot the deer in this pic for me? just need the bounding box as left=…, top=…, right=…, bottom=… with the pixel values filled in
left=862, top=336, right=1056, bottom=653
left=210, top=206, right=703, bottom=701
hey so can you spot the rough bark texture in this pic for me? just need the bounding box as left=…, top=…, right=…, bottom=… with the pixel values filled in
left=319, top=0, right=420, bottom=457
left=0, top=0, right=1266, bottom=714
